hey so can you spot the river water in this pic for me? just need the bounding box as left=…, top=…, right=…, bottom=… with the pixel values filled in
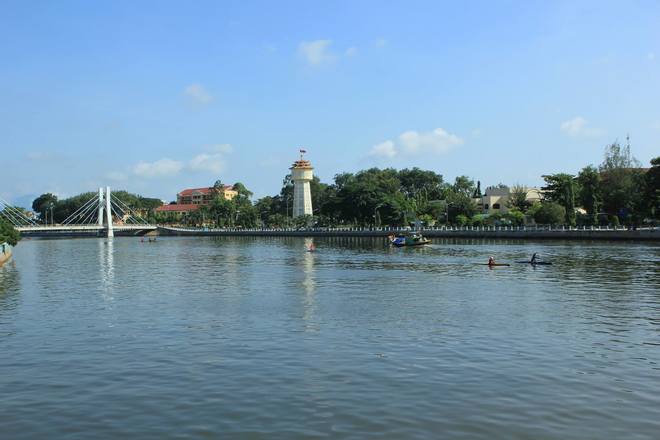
left=1, top=236, right=659, bottom=439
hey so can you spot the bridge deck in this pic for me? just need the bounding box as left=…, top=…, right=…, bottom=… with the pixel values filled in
left=17, top=225, right=157, bottom=232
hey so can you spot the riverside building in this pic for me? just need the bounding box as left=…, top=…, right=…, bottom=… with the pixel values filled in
left=154, top=185, right=237, bottom=216
left=474, top=185, right=542, bottom=214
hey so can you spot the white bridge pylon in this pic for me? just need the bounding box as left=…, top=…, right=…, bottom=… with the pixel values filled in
left=97, top=186, right=115, bottom=237
left=62, top=186, right=153, bottom=237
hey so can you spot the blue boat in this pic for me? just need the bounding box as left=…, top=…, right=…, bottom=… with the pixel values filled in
left=388, top=233, right=431, bottom=247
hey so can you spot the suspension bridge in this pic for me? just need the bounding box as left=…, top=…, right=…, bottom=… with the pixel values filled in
left=0, top=187, right=157, bottom=237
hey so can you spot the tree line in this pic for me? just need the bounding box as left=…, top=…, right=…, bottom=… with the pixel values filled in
left=28, top=141, right=660, bottom=229
left=538, top=141, right=659, bottom=227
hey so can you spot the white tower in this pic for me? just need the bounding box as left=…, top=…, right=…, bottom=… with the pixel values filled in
left=290, top=149, right=314, bottom=217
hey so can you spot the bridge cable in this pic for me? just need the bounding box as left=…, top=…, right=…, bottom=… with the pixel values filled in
left=110, top=199, right=138, bottom=225
left=62, top=195, right=99, bottom=225
left=0, top=198, right=37, bottom=226
left=0, top=203, right=33, bottom=226
left=68, top=199, right=98, bottom=226
left=109, top=202, right=125, bottom=226
left=78, top=197, right=104, bottom=225
left=112, top=196, right=150, bottom=225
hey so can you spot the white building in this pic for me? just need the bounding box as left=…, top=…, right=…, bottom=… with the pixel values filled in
left=290, top=150, right=314, bottom=217
left=475, top=185, right=542, bottom=214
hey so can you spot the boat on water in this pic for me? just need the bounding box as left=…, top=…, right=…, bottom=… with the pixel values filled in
left=388, top=232, right=431, bottom=247
left=0, top=242, right=12, bottom=267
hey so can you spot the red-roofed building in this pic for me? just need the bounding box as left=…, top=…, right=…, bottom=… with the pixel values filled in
left=153, top=185, right=238, bottom=218
left=177, top=186, right=237, bottom=205
left=154, top=204, right=200, bottom=215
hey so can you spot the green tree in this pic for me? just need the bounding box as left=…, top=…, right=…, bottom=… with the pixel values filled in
left=645, top=157, right=660, bottom=220
left=0, top=217, right=21, bottom=246
left=599, top=140, right=643, bottom=219
left=534, top=202, right=566, bottom=225
left=294, top=214, right=314, bottom=229
left=505, top=209, right=525, bottom=226
left=443, top=176, right=477, bottom=223
left=32, top=193, right=58, bottom=221
left=473, top=181, right=482, bottom=198
left=576, top=166, right=601, bottom=225
left=232, top=182, right=253, bottom=199
left=507, top=184, right=531, bottom=211
left=541, top=173, right=576, bottom=226
left=452, top=175, right=476, bottom=197
left=398, top=168, right=445, bottom=201
left=208, top=197, right=235, bottom=227
left=455, top=214, right=470, bottom=226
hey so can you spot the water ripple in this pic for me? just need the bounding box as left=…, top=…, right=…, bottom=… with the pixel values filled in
left=0, top=237, right=659, bottom=439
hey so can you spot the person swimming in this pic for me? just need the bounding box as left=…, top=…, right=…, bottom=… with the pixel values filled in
left=531, top=253, right=538, bottom=263
left=488, top=256, right=495, bottom=265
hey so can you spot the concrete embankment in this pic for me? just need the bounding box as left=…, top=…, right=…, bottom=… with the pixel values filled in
left=0, top=242, right=12, bottom=266
left=158, top=227, right=660, bottom=241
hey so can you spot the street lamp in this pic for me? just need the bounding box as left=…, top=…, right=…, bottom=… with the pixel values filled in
left=373, top=203, right=384, bottom=227
left=444, top=201, right=455, bottom=224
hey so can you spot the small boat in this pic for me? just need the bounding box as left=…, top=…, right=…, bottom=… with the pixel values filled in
left=516, top=261, right=552, bottom=265
left=388, top=232, right=431, bottom=247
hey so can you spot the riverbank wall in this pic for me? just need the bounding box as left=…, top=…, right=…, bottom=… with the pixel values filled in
left=158, top=226, right=660, bottom=241
left=0, top=242, right=12, bottom=266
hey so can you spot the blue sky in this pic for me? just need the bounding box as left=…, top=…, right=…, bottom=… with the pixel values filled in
left=1, top=0, right=659, bottom=207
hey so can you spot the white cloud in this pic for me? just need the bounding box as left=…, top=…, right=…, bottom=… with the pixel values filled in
left=345, top=47, right=358, bottom=57
left=184, top=83, right=213, bottom=104
left=369, top=128, right=464, bottom=159
left=105, top=171, right=128, bottom=181
left=298, top=40, right=334, bottom=66
left=131, top=145, right=233, bottom=178
left=133, top=158, right=184, bottom=178
left=206, top=144, right=233, bottom=154
left=398, top=128, right=463, bottom=154
left=560, top=116, right=604, bottom=137
left=369, top=141, right=397, bottom=158
left=189, top=153, right=226, bottom=174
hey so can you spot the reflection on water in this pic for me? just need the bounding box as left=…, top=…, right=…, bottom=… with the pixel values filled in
left=0, top=237, right=659, bottom=440
left=99, top=238, right=115, bottom=300
left=302, top=238, right=316, bottom=327
left=0, top=261, right=20, bottom=320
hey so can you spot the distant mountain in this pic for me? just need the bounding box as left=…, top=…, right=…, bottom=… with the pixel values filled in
left=11, top=194, right=38, bottom=211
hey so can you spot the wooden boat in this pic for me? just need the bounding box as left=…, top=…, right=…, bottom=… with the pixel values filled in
left=388, top=233, right=431, bottom=247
